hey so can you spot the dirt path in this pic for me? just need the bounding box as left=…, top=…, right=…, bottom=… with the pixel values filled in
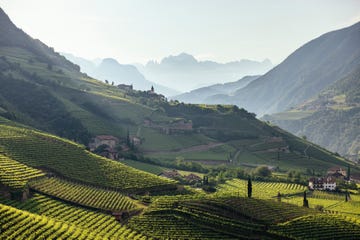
left=144, top=142, right=225, bottom=154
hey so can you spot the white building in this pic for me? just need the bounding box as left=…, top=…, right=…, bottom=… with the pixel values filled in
left=309, top=177, right=336, bottom=191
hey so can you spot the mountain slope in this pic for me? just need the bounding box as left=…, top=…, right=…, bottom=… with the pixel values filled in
left=263, top=65, right=360, bottom=159
left=220, top=21, right=360, bottom=116
left=0, top=8, right=79, bottom=72
left=0, top=7, right=356, bottom=175
left=173, top=75, right=259, bottom=103
left=0, top=122, right=175, bottom=193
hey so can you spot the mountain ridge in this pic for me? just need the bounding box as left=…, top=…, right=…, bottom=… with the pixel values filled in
left=173, top=75, right=260, bottom=103
left=214, top=21, right=360, bottom=116
left=263, top=64, right=360, bottom=159
left=62, top=53, right=179, bottom=96
left=137, top=52, right=273, bottom=92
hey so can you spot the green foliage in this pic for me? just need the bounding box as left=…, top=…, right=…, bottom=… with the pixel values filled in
left=0, top=194, right=146, bottom=239
left=247, top=178, right=252, bottom=198
left=0, top=124, right=176, bottom=193
left=253, top=166, right=272, bottom=178
left=29, top=177, right=138, bottom=211
left=0, top=203, right=104, bottom=239
left=0, top=154, right=44, bottom=190
left=0, top=74, right=92, bottom=144
left=217, top=179, right=306, bottom=199
left=270, top=214, right=360, bottom=239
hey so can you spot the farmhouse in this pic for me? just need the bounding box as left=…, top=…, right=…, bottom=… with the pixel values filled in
left=184, top=174, right=202, bottom=184
left=131, top=136, right=141, bottom=146
left=90, top=135, right=119, bottom=150
left=159, top=170, right=182, bottom=179
left=144, top=119, right=193, bottom=135
left=308, top=177, right=336, bottom=191
left=117, top=84, right=133, bottom=91
left=327, top=167, right=347, bottom=179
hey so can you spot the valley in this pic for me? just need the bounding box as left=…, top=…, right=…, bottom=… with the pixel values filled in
left=0, top=4, right=359, bottom=240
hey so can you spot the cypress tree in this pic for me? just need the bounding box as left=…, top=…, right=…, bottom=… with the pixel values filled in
left=303, top=191, right=309, bottom=207
left=247, top=178, right=252, bottom=198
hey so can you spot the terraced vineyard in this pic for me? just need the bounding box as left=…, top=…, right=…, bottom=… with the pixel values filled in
left=0, top=124, right=176, bottom=193
left=215, top=197, right=317, bottom=223
left=29, top=177, right=138, bottom=212
left=129, top=214, right=236, bottom=240
left=0, top=203, right=105, bottom=240
left=270, top=214, right=360, bottom=239
left=0, top=194, right=147, bottom=239
left=0, top=154, right=44, bottom=190
left=217, top=179, right=306, bottom=199
left=129, top=194, right=320, bottom=239
left=284, top=190, right=360, bottom=220
left=1, top=8, right=360, bottom=239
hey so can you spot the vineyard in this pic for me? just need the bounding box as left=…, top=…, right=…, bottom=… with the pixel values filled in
left=0, top=117, right=359, bottom=239
left=128, top=199, right=268, bottom=239
left=0, top=194, right=147, bottom=239
left=0, top=124, right=176, bottom=193
left=0, top=154, right=44, bottom=190
left=217, top=179, right=306, bottom=199
left=29, top=177, right=138, bottom=212
left=283, top=190, right=360, bottom=219
left=1, top=7, right=360, bottom=239
left=0, top=203, right=106, bottom=240
left=270, top=214, right=360, bottom=239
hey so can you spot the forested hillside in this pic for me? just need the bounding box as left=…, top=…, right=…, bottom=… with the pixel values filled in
left=264, top=65, right=360, bottom=160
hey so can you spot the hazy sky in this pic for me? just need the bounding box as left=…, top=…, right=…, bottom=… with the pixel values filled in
left=0, top=0, right=359, bottom=64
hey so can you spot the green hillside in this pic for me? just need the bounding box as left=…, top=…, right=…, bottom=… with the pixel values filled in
left=0, top=39, right=356, bottom=175
left=0, top=7, right=356, bottom=177
left=0, top=123, right=175, bottom=193
left=1, top=7, right=360, bottom=239
left=264, top=64, right=360, bottom=161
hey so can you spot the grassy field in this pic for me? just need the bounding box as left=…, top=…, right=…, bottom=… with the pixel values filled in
left=146, top=144, right=236, bottom=163
left=122, top=159, right=165, bottom=175
left=139, top=127, right=214, bottom=152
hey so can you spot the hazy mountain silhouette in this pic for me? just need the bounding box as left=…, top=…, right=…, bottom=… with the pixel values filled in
left=173, top=75, right=259, bottom=103
left=136, top=53, right=272, bottom=92
left=62, top=53, right=179, bottom=96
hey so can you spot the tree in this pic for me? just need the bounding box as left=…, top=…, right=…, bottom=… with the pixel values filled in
left=345, top=190, right=351, bottom=202
left=111, top=81, right=114, bottom=86
left=303, top=191, right=309, bottom=207
left=105, top=80, right=109, bottom=84
left=247, top=178, right=252, bottom=198
left=277, top=191, right=281, bottom=202
left=347, top=165, right=351, bottom=181
left=203, top=176, right=209, bottom=185
left=93, top=144, right=108, bottom=154
left=254, top=166, right=272, bottom=178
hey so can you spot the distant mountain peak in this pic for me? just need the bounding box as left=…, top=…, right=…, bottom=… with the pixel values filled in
left=101, top=58, right=120, bottom=65
left=161, top=52, right=198, bottom=65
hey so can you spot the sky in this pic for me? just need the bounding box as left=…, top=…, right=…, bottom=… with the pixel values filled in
left=0, top=0, right=359, bottom=64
